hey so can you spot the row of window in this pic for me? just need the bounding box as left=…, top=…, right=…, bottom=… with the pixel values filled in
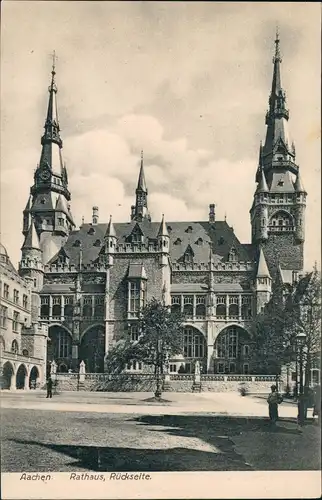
left=258, top=193, right=304, bottom=203
left=171, top=295, right=252, bottom=319
left=0, top=306, right=22, bottom=332
left=1, top=284, right=28, bottom=309
left=0, top=337, right=29, bottom=356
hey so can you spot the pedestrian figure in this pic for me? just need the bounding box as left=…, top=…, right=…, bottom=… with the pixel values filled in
left=46, top=376, right=53, bottom=398
left=267, top=384, right=283, bottom=426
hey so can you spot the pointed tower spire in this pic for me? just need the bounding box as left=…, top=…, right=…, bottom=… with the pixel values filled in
left=294, top=171, right=306, bottom=193
left=157, top=214, right=168, bottom=237
left=256, top=169, right=269, bottom=193
left=262, top=30, right=296, bottom=174
left=137, top=150, right=148, bottom=192
left=22, top=219, right=40, bottom=250
left=208, top=242, right=214, bottom=292
left=256, top=247, right=270, bottom=277
left=105, top=215, right=117, bottom=238
left=131, top=151, right=150, bottom=222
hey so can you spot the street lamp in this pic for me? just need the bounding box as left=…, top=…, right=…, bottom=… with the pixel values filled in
left=295, top=332, right=307, bottom=426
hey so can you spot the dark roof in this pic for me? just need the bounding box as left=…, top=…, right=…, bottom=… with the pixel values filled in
left=48, top=219, right=256, bottom=267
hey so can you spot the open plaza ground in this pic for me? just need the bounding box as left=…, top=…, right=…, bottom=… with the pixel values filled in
left=1, top=390, right=320, bottom=473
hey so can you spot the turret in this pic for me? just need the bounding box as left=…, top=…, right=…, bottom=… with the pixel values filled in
left=103, top=215, right=117, bottom=266
left=294, top=172, right=307, bottom=242
left=157, top=214, right=170, bottom=266
left=19, top=219, right=44, bottom=321
left=131, top=151, right=151, bottom=222
left=254, top=247, right=272, bottom=313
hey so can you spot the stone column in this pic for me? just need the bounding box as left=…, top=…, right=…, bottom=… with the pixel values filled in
left=193, top=295, right=196, bottom=320
left=238, top=294, right=242, bottom=321
left=49, top=296, right=53, bottom=319
left=10, top=370, right=16, bottom=390
left=207, top=343, right=214, bottom=373
left=24, top=373, right=30, bottom=390
left=61, top=295, right=65, bottom=321
left=226, top=295, right=229, bottom=320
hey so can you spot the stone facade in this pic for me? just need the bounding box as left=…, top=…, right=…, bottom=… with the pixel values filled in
left=0, top=244, right=47, bottom=390
left=12, top=34, right=308, bottom=389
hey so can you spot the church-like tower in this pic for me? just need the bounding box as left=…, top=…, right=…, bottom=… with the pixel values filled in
left=22, top=55, right=75, bottom=265
left=250, top=32, right=307, bottom=279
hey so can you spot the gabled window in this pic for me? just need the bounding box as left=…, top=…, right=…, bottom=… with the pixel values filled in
left=11, top=340, right=19, bottom=353
left=73, top=240, right=81, bottom=247
left=195, top=237, right=203, bottom=246
left=183, top=245, right=194, bottom=265
left=185, top=226, right=193, bottom=233
left=88, top=227, right=95, bottom=235
left=130, top=224, right=144, bottom=244
left=174, top=238, right=182, bottom=245
left=228, top=248, right=237, bottom=262
left=93, top=239, right=101, bottom=247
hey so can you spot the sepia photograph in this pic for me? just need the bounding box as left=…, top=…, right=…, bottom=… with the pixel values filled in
left=0, top=1, right=321, bottom=499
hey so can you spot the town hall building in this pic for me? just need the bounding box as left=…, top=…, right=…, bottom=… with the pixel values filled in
left=17, top=34, right=307, bottom=376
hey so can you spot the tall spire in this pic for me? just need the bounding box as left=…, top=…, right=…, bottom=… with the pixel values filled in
left=256, top=247, right=271, bottom=278
left=35, top=51, right=67, bottom=181
left=131, top=151, right=150, bottom=222
left=137, top=150, right=148, bottom=192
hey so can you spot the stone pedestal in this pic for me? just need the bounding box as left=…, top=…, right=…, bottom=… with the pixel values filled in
left=163, top=373, right=171, bottom=391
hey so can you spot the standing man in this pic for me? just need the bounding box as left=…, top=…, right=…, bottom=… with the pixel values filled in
left=46, top=376, right=53, bottom=398
left=267, top=384, right=283, bottom=426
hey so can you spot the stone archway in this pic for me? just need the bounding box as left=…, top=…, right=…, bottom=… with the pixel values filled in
left=79, top=325, right=105, bottom=373
left=182, top=325, right=207, bottom=374
left=29, top=366, right=39, bottom=389
left=1, top=361, right=14, bottom=390
left=16, top=364, right=28, bottom=390
left=214, top=325, right=251, bottom=374
left=48, top=325, right=72, bottom=370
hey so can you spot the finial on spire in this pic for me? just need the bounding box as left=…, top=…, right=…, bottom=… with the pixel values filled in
left=141, top=149, right=144, bottom=162
left=273, top=27, right=281, bottom=62
left=51, top=50, right=57, bottom=74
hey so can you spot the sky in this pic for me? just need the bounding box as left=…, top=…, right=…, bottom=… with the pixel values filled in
left=1, top=1, right=321, bottom=270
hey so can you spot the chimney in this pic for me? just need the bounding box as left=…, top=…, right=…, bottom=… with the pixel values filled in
left=209, top=204, right=216, bottom=223
left=92, top=206, right=99, bottom=225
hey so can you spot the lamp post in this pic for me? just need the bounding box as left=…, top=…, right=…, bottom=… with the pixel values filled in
left=155, top=338, right=162, bottom=399
left=296, top=332, right=307, bottom=427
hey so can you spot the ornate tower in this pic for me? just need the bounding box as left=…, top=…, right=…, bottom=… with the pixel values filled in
left=250, top=32, right=307, bottom=279
left=130, top=151, right=151, bottom=222
left=22, top=54, right=75, bottom=264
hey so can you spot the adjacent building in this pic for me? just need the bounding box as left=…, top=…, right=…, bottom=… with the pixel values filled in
left=0, top=243, right=47, bottom=389
left=16, top=34, right=307, bottom=376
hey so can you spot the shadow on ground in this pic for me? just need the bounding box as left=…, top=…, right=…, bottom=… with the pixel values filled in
left=6, top=438, right=251, bottom=472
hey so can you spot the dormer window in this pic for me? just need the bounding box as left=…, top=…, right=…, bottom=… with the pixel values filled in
left=195, top=237, right=203, bottom=246
left=277, top=179, right=284, bottom=186
left=218, top=237, right=225, bottom=245
left=183, top=245, right=194, bottom=265
left=174, top=238, right=182, bottom=245
left=88, top=227, right=95, bottom=235
left=185, top=226, right=193, bottom=233
left=228, top=248, right=237, bottom=262
left=73, top=240, right=81, bottom=247
left=132, top=232, right=142, bottom=243
left=167, top=226, right=172, bottom=233
left=93, top=239, right=101, bottom=247
left=41, top=198, right=46, bottom=204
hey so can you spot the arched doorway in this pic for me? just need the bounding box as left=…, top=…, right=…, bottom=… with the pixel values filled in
left=16, top=364, right=27, bottom=389
left=1, top=361, right=14, bottom=390
left=214, top=325, right=251, bottom=374
left=29, top=366, right=39, bottom=389
left=48, top=325, right=72, bottom=369
left=79, top=325, right=105, bottom=373
left=182, top=326, right=207, bottom=373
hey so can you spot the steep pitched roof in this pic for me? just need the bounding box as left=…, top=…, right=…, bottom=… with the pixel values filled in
left=256, top=247, right=271, bottom=277
left=22, top=219, right=40, bottom=250
left=47, top=219, right=256, bottom=268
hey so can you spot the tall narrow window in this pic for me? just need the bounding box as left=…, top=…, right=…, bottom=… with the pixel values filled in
left=129, top=282, right=140, bottom=312
left=13, top=289, right=19, bottom=304
left=52, top=296, right=61, bottom=318
left=22, top=294, right=28, bottom=309
left=3, top=283, right=9, bottom=299
left=183, top=296, right=193, bottom=318
left=82, top=296, right=93, bottom=318
left=0, top=306, right=8, bottom=328
left=40, top=296, right=50, bottom=318
left=129, top=324, right=139, bottom=342
left=171, top=295, right=181, bottom=313
left=12, top=311, right=20, bottom=332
